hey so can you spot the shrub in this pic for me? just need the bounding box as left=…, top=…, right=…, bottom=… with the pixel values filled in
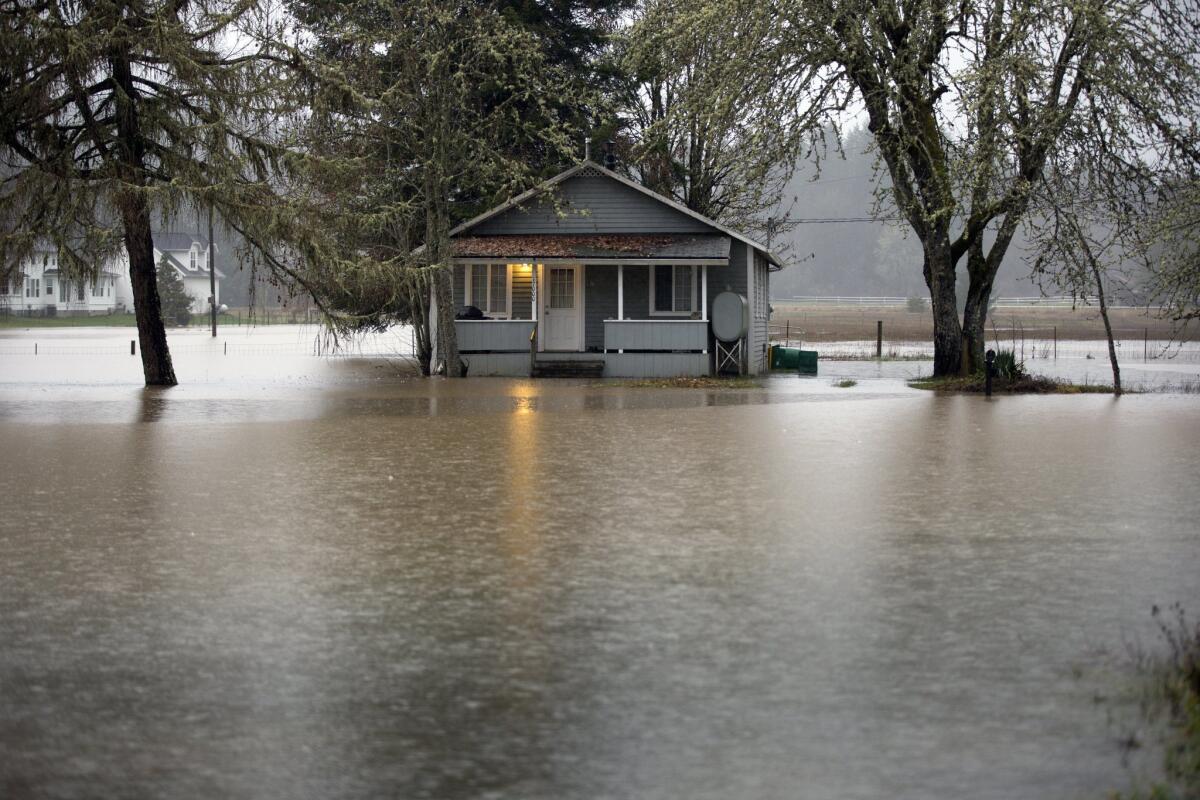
left=992, top=349, right=1025, bottom=380
left=156, top=258, right=193, bottom=326
left=905, top=295, right=928, bottom=313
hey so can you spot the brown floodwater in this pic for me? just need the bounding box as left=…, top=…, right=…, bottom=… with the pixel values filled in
left=2, top=327, right=1199, bottom=799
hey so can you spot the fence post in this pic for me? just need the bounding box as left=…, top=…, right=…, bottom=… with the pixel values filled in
left=1144, top=328, right=1148, bottom=362
left=130, top=339, right=135, bottom=356
left=1053, top=326, right=1057, bottom=360
left=876, top=320, right=883, bottom=358
left=34, top=342, right=37, bottom=355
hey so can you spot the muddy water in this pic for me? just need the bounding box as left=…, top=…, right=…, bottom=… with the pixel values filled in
left=2, top=332, right=1200, bottom=799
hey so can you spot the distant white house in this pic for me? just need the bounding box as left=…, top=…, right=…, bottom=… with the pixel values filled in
left=152, top=233, right=224, bottom=313
left=0, top=233, right=223, bottom=316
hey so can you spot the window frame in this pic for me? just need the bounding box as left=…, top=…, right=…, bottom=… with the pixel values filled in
left=463, top=263, right=511, bottom=318
left=648, top=264, right=698, bottom=317
left=754, top=257, right=769, bottom=321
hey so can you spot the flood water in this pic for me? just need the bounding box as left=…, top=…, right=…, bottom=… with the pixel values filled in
left=2, top=327, right=1199, bottom=799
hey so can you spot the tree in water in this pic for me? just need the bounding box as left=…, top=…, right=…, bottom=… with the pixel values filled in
left=642, top=0, right=1200, bottom=375
left=292, top=0, right=617, bottom=376
left=0, top=0, right=327, bottom=385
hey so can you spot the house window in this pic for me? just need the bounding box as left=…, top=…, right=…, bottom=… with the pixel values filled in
left=650, top=265, right=697, bottom=315
left=46, top=280, right=53, bottom=296
left=754, top=257, right=768, bottom=320
left=189, top=247, right=198, bottom=271
left=466, top=264, right=508, bottom=316
left=26, top=278, right=40, bottom=298
left=77, top=283, right=85, bottom=301
left=93, top=281, right=103, bottom=298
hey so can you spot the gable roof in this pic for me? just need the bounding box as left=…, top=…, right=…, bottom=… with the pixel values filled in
left=154, top=233, right=211, bottom=252
left=157, top=251, right=225, bottom=279
left=450, top=160, right=782, bottom=267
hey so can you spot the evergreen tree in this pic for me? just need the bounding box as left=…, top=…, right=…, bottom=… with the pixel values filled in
left=293, top=0, right=595, bottom=376
left=1, top=0, right=322, bottom=385
left=156, top=258, right=193, bottom=327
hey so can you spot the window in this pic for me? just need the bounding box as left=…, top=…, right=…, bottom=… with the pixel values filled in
left=26, top=278, right=40, bottom=298
left=77, top=283, right=85, bottom=301
left=46, top=280, right=53, bottom=296
left=650, top=265, right=697, bottom=315
left=189, top=247, right=198, bottom=271
left=465, top=264, right=508, bottom=316
left=93, top=281, right=103, bottom=298
left=754, top=256, right=768, bottom=320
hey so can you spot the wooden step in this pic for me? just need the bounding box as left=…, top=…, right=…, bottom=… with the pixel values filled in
left=532, top=359, right=606, bottom=378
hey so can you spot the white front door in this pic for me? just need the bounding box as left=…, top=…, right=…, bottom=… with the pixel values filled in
left=543, top=265, right=581, bottom=351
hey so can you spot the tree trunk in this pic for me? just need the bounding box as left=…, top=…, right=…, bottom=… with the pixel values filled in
left=925, top=240, right=962, bottom=376
left=961, top=247, right=996, bottom=375
left=1090, top=257, right=1121, bottom=395
left=111, top=53, right=176, bottom=386
left=432, top=266, right=461, bottom=376
left=405, top=276, right=433, bottom=375
left=120, top=193, right=177, bottom=386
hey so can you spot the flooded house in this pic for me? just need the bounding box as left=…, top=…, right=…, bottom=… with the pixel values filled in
left=448, top=159, right=781, bottom=377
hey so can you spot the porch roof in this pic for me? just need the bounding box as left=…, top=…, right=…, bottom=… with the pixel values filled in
left=450, top=233, right=730, bottom=262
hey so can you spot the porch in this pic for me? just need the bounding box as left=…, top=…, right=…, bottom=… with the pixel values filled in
left=452, top=261, right=715, bottom=378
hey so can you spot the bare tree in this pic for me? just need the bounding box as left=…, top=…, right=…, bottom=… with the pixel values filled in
left=646, top=0, right=1200, bottom=376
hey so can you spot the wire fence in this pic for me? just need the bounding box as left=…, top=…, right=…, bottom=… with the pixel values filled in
left=0, top=330, right=418, bottom=359
left=769, top=321, right=1200, bottom=363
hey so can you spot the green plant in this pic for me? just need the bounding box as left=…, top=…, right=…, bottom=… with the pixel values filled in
left=833, top=379, right=857, bottom=388
left=156, top=259, right=193, bottom=326
left=991, top=348, right=1026, bottom=380
left=1114, top=606, right=1200, bottom=799
left=905, top=296, right=927, bottom=313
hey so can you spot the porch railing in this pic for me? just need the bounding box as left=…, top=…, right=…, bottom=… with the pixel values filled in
left=454, top=319, right=536, bottom=353
left=603, top=319, right=708, bottom=352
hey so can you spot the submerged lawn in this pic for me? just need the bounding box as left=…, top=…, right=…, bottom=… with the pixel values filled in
left=909, top=374, right=1116, bottom=394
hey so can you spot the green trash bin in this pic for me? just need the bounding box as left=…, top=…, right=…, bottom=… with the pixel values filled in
left=770, top=346, right=801, bottom=370
left=797, top=350, right=818, bottom=374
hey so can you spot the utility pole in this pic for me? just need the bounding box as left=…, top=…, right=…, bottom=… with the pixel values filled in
left=208, top=205, right=217, bottom=337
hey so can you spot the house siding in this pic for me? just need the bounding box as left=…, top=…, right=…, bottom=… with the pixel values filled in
left=452, top=264, right=465, bottom=308
left=511, top=266, right=532, bottom=319
left=751, top=251, right=770, bottom=374
left=584, top=266, right=616, bottom=350
left=472, top=175, right=714, bottom=236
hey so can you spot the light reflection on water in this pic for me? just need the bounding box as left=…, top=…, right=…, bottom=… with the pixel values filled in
left=1, top=333, right=1199, bottom=799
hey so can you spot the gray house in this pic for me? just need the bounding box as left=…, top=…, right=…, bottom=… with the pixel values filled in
left=449, top=160, right=781, bottom=377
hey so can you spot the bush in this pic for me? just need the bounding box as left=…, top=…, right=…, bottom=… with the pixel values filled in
left=905, top=295, right=928, bottom=313
left=992, top=349, right=1025, bottom=380
left=156, top=259, right=193, bottom=326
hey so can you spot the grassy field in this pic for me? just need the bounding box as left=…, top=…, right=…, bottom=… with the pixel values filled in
left=771, top=303, right=1178, bottom=343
